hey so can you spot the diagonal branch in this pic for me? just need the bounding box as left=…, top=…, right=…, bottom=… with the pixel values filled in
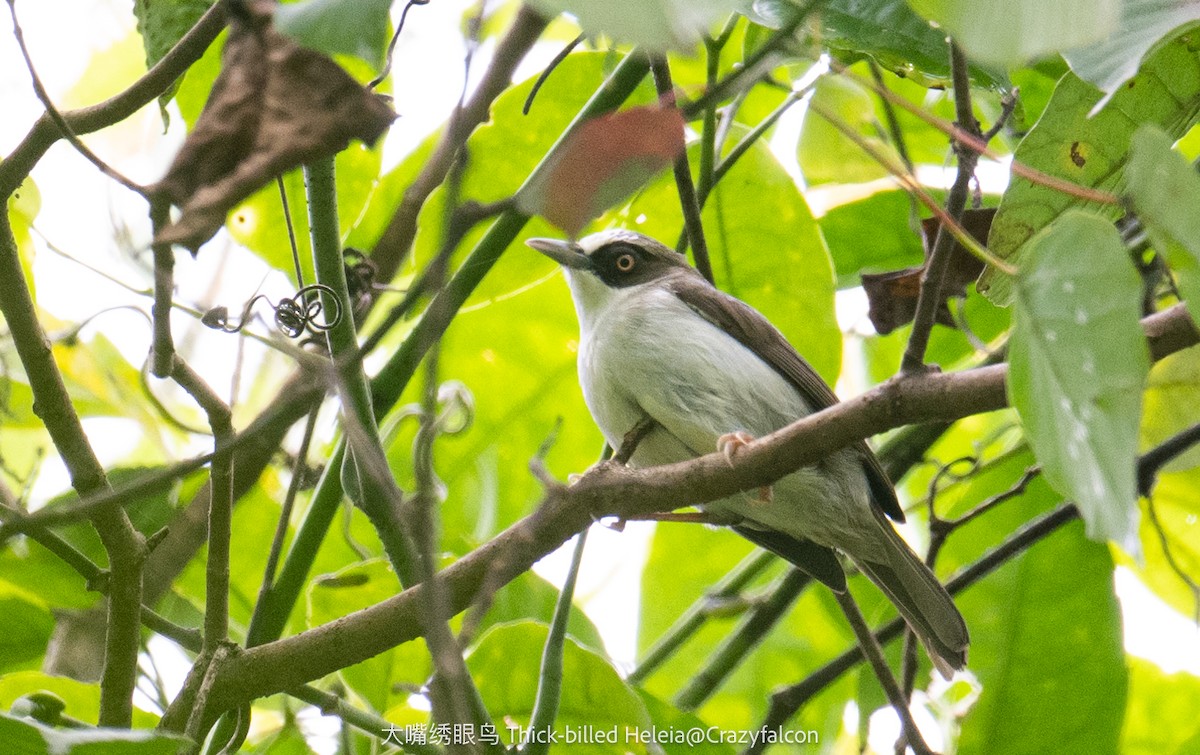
left=184, top=304, right=1197, bottom=717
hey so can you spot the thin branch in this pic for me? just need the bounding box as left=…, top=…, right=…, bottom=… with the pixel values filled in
left=833, top=589, right=933, bottom=755
left=523, top=33, right=584, bottom=115
left=5, top=0, right=147, bottom=196
left=1137, top=420, right=1200, bottom=496
left=0, top=0, right=228, bottom=198
left=680, top=0, right=820, bottom=120
left=835, top=62, right=1120, bottom=207
left=675, top=567, right=810, bottom=710
left=749, top=504, right=1082, bottom=753
left=0, top=192, right=146, bottom=727
left=168, top=356, right=234, bottom=651
left=526, top=529, right=588, bottom=755
left=368, top=5, right=550, bottom=284
left=901, top=41, right=982, bottom=374
left=628, top=549, right=776, bottom=684
left=651, top=55, right=713, bottom=282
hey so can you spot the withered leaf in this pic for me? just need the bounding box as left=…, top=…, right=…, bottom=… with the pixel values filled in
left=517, top=103, right=685, bottom=237
left=153, top=0, right=394, bottom=253
left=862, top=207, right=995, bottom=335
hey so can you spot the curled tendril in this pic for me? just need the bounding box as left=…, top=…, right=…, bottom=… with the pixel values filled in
left=201, top=284, right=343, bottom=338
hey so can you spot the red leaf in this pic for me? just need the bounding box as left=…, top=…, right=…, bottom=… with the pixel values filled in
left=519, top=104, right=685, bottom=237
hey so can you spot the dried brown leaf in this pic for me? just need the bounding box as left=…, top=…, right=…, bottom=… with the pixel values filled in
left=153, top=0, right=394, bottom=252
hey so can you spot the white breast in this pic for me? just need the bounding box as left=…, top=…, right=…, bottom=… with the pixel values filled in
left=565, top=270, right=876, bottom=553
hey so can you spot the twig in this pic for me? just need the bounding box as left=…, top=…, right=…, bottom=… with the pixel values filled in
left=651, top=55, right=713, bottom=282
left=1137, top=420, right=1200, bottom=496
left=680, top=0, right=820, bottom=120
left=833, top=589, right=934, bottom=755
left=835, top=62, right=1120, bottom=207
left=526, top=529, right=588, bottom=755
left=675, top=568, right=810, bottom=710
left=6, top=0, right=147, bottom=196
left=748, top=504, right=1082, bottom=753
left=0, top=193, right=146, bottom=727
left=368, top=0, right=432, bottom=89
left=868, top=60, right=914, bottom=174
left=615, top=416, right=657, bottom=465
left=369, top=5, right=549, bottom=285
left=168, top=356, right=233, bottom=651
left=0, top=1, right=227, bottom=198
left=629, top=549, right=776, bottom=684
left=523, top=33, right=584, bottom=115
left=901, top=41, right=982, bottom=374
left=149, top=197, right=176, bottom=376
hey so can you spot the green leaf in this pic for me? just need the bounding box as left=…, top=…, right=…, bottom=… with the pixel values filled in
left=821, top=0, right=1006, bottom=87
left=1140, top=349, right=1200, bottom=475
left=1008, top=211, right=1148, bottom=550
left=0, top=583, right=53, bottom=674
left=1120, top=469, right=1200, bottom=619
left=306, top=559, right=430, bottom=713
left=637, top=523, right=853, bottom=741
left=0, top=673, right=158, bottom=730
left=274, top=0, right=390, bottom=70
left=0, top=713, right=189, bottom=755
left=133, top=0, right=215, bottom=113
left=981, top=35, right=1200, bottom=304
left=467, top=621, right=651, bottom=753
left=1063, top=1, right=1200, bottom=105
left=798, top=75, right=902, bottom=185
left=1126, top=124, right=1200, bottom=327
left=524, top=0, right=744, bottom=51
left=952, top=516, right=1127, bottom=755
left=1120, top=658, right=1200, bottom=754
left=906, top=0, right=1119, bottom=68
left=818, top=190, right=924, bottom=287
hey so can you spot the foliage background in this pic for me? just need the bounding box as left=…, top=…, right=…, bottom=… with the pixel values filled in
left=1, top=0, right=1199, bottom=753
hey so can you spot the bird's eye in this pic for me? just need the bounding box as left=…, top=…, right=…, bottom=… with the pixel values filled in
left=615, top=253, right=636, bottom=272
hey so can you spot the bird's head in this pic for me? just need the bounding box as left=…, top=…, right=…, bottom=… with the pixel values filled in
left=526, top=229, right=695, bottom=317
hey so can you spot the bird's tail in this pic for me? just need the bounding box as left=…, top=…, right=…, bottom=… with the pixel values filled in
left=850, top=513, right=969, bottom=678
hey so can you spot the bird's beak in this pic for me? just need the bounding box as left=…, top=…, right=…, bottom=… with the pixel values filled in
left=526, top=238, right=590, bottom=270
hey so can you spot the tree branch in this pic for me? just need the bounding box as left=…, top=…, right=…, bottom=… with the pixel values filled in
left=184, top=305, right=1197, bottom=716
left=0, top=1, right=228, bottom=197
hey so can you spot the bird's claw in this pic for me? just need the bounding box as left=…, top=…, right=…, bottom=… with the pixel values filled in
left=717, top=430, right=755, bottom=466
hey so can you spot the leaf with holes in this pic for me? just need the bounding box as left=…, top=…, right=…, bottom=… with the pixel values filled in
left=979, top=34, right=1200, bottom=304
left=1008, top=211, right=1148, bottom=551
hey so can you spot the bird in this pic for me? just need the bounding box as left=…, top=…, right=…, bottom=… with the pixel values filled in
left=527, top=228, right=969, bottom=676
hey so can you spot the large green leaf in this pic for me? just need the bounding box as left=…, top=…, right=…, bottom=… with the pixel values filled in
left=1120, top=658, right=1200, bottom=754
left=0, top=673, right=159, bottom=729
left=1008, top=212, right=1148, bottom=550
left=1119, top=469, right=1200, bottom=619
left=1140, top=349, right=1200, bottom=476
left=937, top=454, right=1127, bottom=755
left=0, top=583, right=53, bottom=674
left=133, top=0, right=214, bottom=112
left=637, top=522, right=854, bottom=742
left=524, top=0, right=743, bottom=51
left=274, top=0, right=391, bottom=69
left=906, top=0, right=1119, bottom=68
left=798, top=75, right=903, bottom=185
left=818, top=189, right=924, bottom=286
left=981, top=35, right=1200, bottom=303
left=306, top=559, right=430, bottom=713
left=819, top=0, right=1005, bottom=86
left=1063, top=0, right=1200, bottom=104
left=1126, top=124, right=1200, bottom=327
left=467, top=621, right=651, bottom=753
left=0, top=713, right=188, bottom=755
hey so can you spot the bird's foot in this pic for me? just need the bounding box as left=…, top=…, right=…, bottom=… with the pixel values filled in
left=717, top=430, right=755, bottom=464
left=716, top=431, right=772, bottom=503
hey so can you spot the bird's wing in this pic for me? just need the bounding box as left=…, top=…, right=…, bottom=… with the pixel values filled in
left=667, top=273, right=905, bottom=523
